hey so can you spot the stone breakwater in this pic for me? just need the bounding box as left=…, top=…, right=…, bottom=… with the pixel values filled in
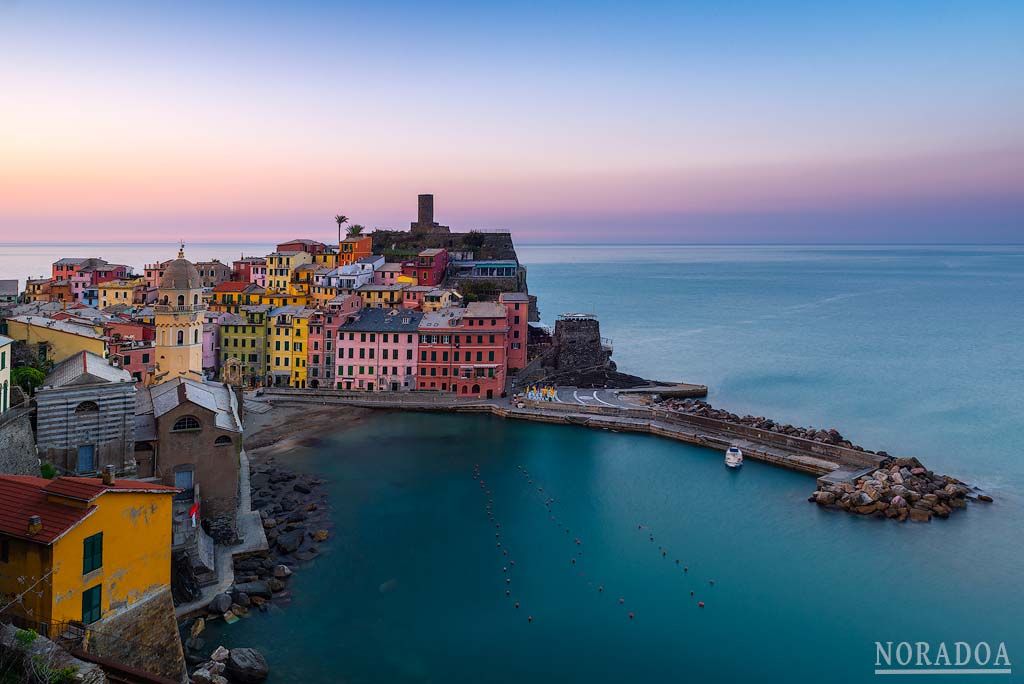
left=657, top=398, right=884, bottom=455
left=810, top=457, right=992, bottom=522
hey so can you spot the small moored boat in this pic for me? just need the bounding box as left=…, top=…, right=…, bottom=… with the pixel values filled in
left=725, top=446, right=743, bottom=468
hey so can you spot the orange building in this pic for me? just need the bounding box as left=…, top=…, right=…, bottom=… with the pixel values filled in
left=338, top=235, right=373, bottom=266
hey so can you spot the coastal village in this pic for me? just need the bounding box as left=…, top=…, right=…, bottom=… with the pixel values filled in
left=0, top=195, right=989, bottom=683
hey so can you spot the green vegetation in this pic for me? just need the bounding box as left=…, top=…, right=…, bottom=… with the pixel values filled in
left=40, top=463, right=57, bottom=479
left=14, top=630, right=37, bottom=647
left=347, top=224, right=365, bottom=237
left=12, top=367, right=45, bottom=396
left=334, top=214, right=349, bottom=243
left=464, top=230, right=485, bottom=249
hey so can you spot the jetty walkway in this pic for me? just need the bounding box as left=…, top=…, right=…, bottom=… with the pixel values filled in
left=254, top=387, right=885, bottom=480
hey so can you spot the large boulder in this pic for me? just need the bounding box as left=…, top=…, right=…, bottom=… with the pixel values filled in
left=209, top=593, right=232, bottom=614
left=233, top=581, right=271, bottom=599
left=227, top=648, right=269, bottom=683
left=276, top=529, right=304, bottom=553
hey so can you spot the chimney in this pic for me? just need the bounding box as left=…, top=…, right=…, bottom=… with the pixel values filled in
left=28, top=515, right=42, bottom=536
left=102, top=464, right=115, bottom=486
left=418, top=194, right=434, bottom=226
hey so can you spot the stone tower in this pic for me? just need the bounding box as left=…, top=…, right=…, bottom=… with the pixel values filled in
left=151, top=245, right=205, bottom=384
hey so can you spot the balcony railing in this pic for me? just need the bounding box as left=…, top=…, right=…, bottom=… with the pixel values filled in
left=154, top=304, right=207, bottom=313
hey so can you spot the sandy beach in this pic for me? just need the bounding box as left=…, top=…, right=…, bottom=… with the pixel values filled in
left=243, top=401, right=372, bottom=462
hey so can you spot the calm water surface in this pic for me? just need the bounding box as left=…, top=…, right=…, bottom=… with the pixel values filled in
left=3, top=243, right=1022, bottom=681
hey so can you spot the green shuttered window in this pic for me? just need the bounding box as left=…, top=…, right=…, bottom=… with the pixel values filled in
left=83, top=532, right=103, bottom=574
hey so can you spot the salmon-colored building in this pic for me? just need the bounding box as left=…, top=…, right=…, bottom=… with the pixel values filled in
left=338, top=235, right=373, bottom=266
left=401, top=248, right=448, bottom=287
left=499, top=292, right=529, bottom=371
left=416, top=302, right=509, bottom=398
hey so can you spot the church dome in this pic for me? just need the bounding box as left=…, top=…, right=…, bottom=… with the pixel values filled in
left=160, top=246, right=202, bottom=290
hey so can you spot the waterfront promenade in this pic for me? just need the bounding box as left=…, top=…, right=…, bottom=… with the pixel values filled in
left=253, top=386, right=885, bottom=478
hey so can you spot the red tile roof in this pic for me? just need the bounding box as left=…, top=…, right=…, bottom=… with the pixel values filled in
left=43, top=476, right=178, bottom=502
left=0, top=476, right=95, bottom=544
left=0, top=476, right=177, bottom=544
left=212, top=281, right=253, bottom=292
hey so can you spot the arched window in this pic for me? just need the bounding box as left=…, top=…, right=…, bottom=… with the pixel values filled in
left=177, top=330, right=184, bottom=345
left=193, top=329, right=199, bottom=344
left=171, top=415, right=201, bottom=432
left=74, top=400, right=99, bottom=413
left=214, top=436, right=233, bottom=447
left=177, top=294, right=185, bottom=306
left=193, top=294, right=199, bottom=305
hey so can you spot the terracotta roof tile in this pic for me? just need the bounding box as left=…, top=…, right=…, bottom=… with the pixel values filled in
left=0, top=476, right=95, bottom=544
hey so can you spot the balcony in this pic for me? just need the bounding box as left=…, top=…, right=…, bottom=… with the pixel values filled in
left=154, top=303, right=207, bottom=313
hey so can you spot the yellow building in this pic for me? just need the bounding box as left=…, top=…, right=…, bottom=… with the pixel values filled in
left=312, top=250, right=338, bottom=269
left=208, top=282, right=266, bottom=313
left=0, top=473, right=176, bottom=629
left=267, top=306, right=312, bottom=387
left=265, top=251, right=313, bottom=293
left=357, top=284, right=408, bottom=309
left=23, top=278, right=54, bottom=303
left=422, top=288, right=462, bottom=312
left=152, top=247, right=204, bottom=384
left=5, top=315, right=107, bottom=363
left=98, top=277, right=145, bottom=310
left=0, top=335, right=11, bottom=413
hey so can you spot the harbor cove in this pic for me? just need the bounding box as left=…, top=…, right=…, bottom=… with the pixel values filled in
left=213, top=245, right=1022, bottom=683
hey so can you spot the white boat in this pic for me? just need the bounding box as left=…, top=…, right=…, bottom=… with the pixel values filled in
left=725, top=446, right=743, bottom=468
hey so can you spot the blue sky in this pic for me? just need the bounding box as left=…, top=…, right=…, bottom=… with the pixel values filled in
left=0, top=0, right=1021, bottom=242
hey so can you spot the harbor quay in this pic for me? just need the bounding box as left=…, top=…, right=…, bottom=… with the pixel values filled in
left=253, top=382, right=984, bottom=522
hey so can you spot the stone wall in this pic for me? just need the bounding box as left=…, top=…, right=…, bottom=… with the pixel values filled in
left=0, top=407, right=38, bottom=475
left=86, top=587, right=185, bottom=681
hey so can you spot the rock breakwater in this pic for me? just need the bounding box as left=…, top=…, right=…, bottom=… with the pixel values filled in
left=810, top=457, right=989, bottom=522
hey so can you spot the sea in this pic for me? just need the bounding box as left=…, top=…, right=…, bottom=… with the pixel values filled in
left=2, top=243, right=1021, bottom=682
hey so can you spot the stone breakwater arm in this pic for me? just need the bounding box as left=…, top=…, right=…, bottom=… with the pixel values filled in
left=254, top=387, right=984, bottom=522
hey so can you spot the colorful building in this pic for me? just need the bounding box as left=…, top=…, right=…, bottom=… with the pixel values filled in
left=232, top=256, right=267, bottom=287
left=0, top=335, right=11, bottom=414
left=422, top=288, right=462, bottom=312
left=373, top=262, right=405, bottom=286
left=193, top=260, right=232, bottom=288
left=152, top=247, right=205, bottom=384
left=401, top=285, right=435, bottom=310
left=338, top=235, right=373, bottom=266
left=336, top=308, right=423, bottom=391
left=109, top=339, right=155, bottom=382
left=267, top=306, right=313, bottom=387
left=416, top=303, right=509, bottom=398
left=0, top=473, right=177, bottom=634
left=357, top=284, right=408, bottom=309
left=209, top=281, right=266, bottom=313
left=5, top=315, right=107, bottom=363
left=499, top=292, right=529, bottom=371
left=98, top=277, right=146, bottom=310
left=265, top=251, right=313, bottom=293
left=219, top=305, right=270, bottom=387
left=401, top=248, right=448, bottom=287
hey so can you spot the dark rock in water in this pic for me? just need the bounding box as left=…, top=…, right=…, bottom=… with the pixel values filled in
left=286, top=511, right=307, bottom=523
left=276, top=529, right=304, bottom=553
left=293, top=482, right=312, bottom=494
left=233, top=591, right=251, bottom=607
left=209, top=593, right=232, bottom=614
left=234, top=581, right=271, bottom=599
left=294, top=549, right=320, bottom=562
left=227, top=648, right=269, bottom=683
left=977, top=494, right=994, bottom=503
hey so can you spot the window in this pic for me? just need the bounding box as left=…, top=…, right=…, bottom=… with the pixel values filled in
left=75, top=401, right=99, bottom=413
left=0, top=539, right=9, bottom=563
left=82, top=584, right=102, bottom=624
left=83, top=532, right=103, bottom=573
left=172, top=415, right=201, bottom=432
left=214, top=436, right=233, bottom=447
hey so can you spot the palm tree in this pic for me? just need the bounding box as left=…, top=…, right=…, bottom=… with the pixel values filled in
left=334, top=214, right=349, bottom=243
left=347, top=224, right=365, bottom=237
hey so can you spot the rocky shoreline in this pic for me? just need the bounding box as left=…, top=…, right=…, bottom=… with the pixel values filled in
left=181, top=431, right=337, bottom=682
left=810, top=457, right=992, bottom=522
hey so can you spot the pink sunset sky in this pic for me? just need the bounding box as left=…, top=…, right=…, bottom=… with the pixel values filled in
left=1, top=2, right=1021, bottom=243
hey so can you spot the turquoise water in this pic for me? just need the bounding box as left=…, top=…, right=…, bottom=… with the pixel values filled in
left=202, top=245, right=1023, bottom=683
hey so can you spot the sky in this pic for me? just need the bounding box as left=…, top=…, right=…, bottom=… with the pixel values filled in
left=0, top=0, right=1022, bottom=243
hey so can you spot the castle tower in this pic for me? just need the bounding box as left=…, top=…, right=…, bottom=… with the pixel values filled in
left=151, top=244, right=205, bottom=384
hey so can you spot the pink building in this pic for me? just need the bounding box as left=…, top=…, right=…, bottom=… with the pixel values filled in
left=373, top=263, right=405, bottom=286
left=233, top=256, right=267, bottom=287
left=499, top=292, right=529, bottom=371
left=109, top=339, right=155, bottom=382
left=203, top=311, right=230, bottom=377
left=336, top=308, right=423, bottom=391
left=401, top=285, right=434, bottom=310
